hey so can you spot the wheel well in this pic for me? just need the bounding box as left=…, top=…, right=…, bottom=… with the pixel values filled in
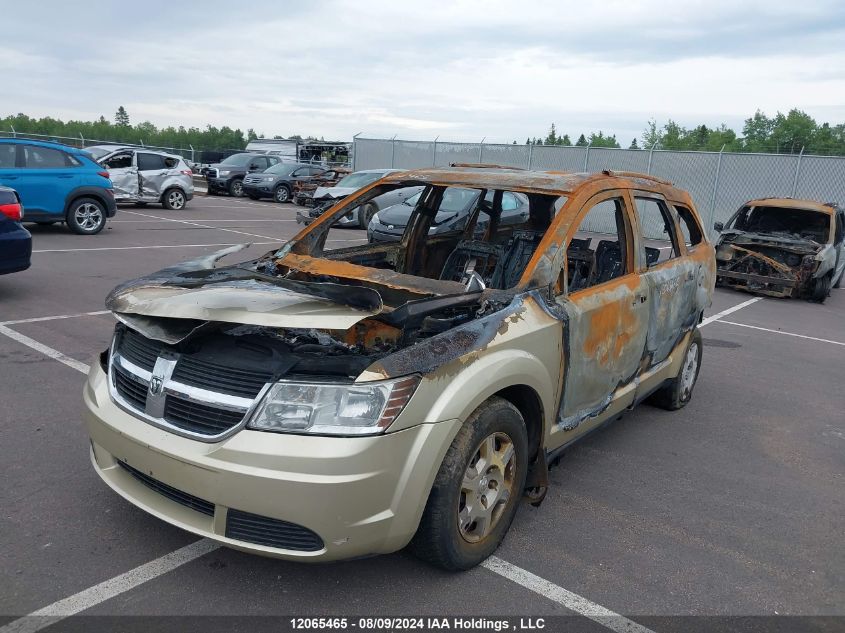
left=160, top=186, right=185, bottom=201
left=495, top=385, right=544, bottom=460
left=64, top=193, right=106, bottom=217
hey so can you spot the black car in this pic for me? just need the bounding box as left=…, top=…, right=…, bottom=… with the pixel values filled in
left=242, top=163, right=326, bottom=203
left=0, top=186, right=32, bottom=275
left=205, top=153, right=281, bottom=197
left=367, top=187, right=529, bottom=243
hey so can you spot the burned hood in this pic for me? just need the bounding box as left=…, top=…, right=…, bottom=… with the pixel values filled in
left=106, top=245, right=384, bottom=342
left=717, top=230, right=822, bottom=252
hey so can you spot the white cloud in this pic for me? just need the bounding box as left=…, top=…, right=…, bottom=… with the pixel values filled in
left=2, top=0, right=844, bottom=143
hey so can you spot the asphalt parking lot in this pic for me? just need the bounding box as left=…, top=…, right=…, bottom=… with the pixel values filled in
left=1, top=194, right=843, bottom=633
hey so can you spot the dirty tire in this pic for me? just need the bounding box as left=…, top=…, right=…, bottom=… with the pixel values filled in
left=410, top=396, right=528, bottom=571
left=648, top=328, right=703, bottom=411
left=359, top=202, right=378, bottom=229
left=66, top=197, right=106, bottom=235
left=228, top=178, right=244, bottom=197
left=274, top=184, right=291, bottom=203
left=161, top=188, right=186, bottom=210
left=811, top=274, right=832, bottom=303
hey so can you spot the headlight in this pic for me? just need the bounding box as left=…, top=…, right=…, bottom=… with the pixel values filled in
left=247, top=376, right=419, bottom=436
left=371, top=212, right=381, bottom=225
left=218, top=170, right=231, bottom=176
left=263, top=175, right=276, bottom=181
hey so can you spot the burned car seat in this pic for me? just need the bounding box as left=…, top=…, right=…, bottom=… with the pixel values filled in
left=439, top=230, right=544, bottom=289
left=594, top=240, right=624, bottom=283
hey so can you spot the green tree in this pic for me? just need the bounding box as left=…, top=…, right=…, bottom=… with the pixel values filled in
left=575, top=134, right=588, bottom=147
left=114, top=106, right=130, bottom=127
left=545, top=123, right=558, bottom=145
left=629, top=138, right=639, bottom=149
left=560, top=134, right=572, bottom=146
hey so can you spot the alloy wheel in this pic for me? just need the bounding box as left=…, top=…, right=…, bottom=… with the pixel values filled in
left=458, top=432, right=516, bottom=543
left=680, top=341, right=700, bottom=400
left=74, top=203, right=103, bottom=232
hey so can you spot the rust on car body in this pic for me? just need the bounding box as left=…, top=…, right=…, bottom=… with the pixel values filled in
left=104, top=165, right=716, bottom=492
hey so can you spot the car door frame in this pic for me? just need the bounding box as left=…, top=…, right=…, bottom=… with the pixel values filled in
left=137, top=151, right=171, bottom=201
left=627, top=189, right=700, bottom=366
left=548, top=186, right=651, bottom=451
left=103, top=150, right=140, bottom=200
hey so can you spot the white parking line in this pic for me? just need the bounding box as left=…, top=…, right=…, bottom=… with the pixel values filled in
left=715, top=320, right=845, bottom=346
left=482, top=557, right=655, bottom=633
left=122, top=210, right=283, bottom=241
left=33, top=241, right=279, bottom=254
left=1, top=310, right=110, bottom=325
left=700, top=297, right=762, bottom=326
left=0, top=540, right=220, bottom=633
left=0, top=324, right=90, bottom=374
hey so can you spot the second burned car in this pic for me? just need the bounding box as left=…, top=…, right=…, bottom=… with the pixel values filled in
left=714, top=198, right=845, bottom=302
left=84, top=166, right=715, bottom=570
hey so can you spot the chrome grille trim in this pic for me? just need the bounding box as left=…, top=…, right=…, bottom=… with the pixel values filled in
left=107, top=332, right=271, bottom=443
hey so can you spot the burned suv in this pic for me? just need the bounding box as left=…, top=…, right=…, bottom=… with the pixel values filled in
left=84, top=166, right=714, bottom=570
left=714, top=198, right=845, bottom=303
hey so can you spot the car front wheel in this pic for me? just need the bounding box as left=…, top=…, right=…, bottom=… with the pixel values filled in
left=66, top=197, right=107, bottom=235
left=274, top=185, right=291, bottom=203
left=411, top=396, right=528, bottom=570
left=228, top=179, right=244, bottom=197
left=162, top=188, right=186, bottom=210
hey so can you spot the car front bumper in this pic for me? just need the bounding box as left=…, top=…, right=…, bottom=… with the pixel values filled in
left=83, top=363, right=460, bottom=562
left=206, top=177, right=232, bottom=192
left=242, top=184, right=275, bottom=197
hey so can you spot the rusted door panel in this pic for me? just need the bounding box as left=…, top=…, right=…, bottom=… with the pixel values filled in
left=642, top=259, right=698, bottom=365
left=553, top=273, right=650, bottom=434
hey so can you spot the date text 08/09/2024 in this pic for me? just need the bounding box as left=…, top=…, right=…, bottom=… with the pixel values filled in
left=290, top=617, right=546, bottom=631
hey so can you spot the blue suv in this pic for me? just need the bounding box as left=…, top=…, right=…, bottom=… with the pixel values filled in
left=0, top=139, right=116, bottom=234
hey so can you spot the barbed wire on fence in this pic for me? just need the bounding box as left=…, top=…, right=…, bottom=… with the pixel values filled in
left=352, top=137, right=845, bottom=238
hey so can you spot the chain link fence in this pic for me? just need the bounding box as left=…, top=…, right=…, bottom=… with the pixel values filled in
left=353, top=137, right=845, bottom=237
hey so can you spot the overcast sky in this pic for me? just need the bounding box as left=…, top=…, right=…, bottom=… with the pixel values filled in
left=2, top=0, right=844, bottom=144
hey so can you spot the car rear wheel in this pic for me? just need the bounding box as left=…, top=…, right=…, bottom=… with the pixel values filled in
left=66, top=198, right=107, bottom=235
left=359, top=202, right=378, bottom=228
left=648, top=328, right=702, bottom=410
left=162, top=188, right=186, bottom=210
left=274, top=185, right=291, bottom=203
left=410, top=396, right=527, bottom=570
left=228, top=179, right=244, bottom=197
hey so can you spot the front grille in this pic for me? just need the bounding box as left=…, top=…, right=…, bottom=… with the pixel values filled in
left=164, top=396, right=245, bottom=435
left=113, top=365, right=149, bottom=410
left=118, top=461, right=215, bottom=517
left=111, top=328, right=264, bottom=439
left=172, top=356, right=271, bottom=398
left=119, top=330, right=160, bottom=371
left=225, top=509, right=323, bottom=551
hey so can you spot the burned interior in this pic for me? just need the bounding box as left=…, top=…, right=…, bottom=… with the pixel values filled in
left=715, top=199, right=841, bottom=302
left=106, top=171, right=570, bottom=391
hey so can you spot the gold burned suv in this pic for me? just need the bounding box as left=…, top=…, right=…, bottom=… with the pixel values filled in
left=84, top=166, right=715, bottom=570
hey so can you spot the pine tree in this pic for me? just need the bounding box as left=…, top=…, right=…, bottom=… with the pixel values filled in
left=114, top=106, right=130, bottom=127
